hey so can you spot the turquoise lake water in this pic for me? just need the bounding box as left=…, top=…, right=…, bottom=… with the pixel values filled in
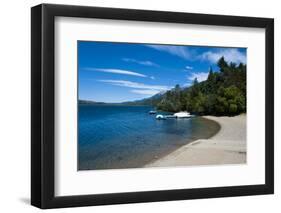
left=78, top=105, right=219, bottom=170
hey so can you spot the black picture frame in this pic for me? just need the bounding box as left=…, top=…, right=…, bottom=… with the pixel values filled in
left=31, top=3, right=274, bottom=209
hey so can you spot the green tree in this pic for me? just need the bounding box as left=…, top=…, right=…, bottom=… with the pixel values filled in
left=217, top=57, right=228, bottom=72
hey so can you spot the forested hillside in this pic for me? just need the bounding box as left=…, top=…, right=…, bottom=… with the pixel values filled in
left=156, top=57, right=246, bottom=115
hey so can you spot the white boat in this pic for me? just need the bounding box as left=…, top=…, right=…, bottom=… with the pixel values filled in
left=149, top=110, right=157, bottom=114
left=173, top=111, right=192, bottom=118
left=156, top=112, right=193, bottom=120
left=156, top=114, right=166, bottom=120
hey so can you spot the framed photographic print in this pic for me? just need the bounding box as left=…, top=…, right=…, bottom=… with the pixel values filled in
left=31, top=4, right=274, bottom=209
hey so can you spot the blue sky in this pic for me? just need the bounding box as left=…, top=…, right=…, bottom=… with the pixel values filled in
left=78, top=41, right=246, bottom=103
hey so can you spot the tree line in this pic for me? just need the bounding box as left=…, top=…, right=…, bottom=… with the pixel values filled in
left=156, top=57, right=246, bottom=116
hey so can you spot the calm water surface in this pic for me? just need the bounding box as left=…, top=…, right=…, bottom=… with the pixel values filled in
left=78, top=105, right=219, bottom=170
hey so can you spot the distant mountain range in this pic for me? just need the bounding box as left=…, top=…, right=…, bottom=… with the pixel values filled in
left=78, top=100, right=106, bottom=105
left=79, top=91, right=165, bottom=106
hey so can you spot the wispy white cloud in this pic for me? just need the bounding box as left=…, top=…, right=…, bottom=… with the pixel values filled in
left=145, top=45, right=246, bottom=65
left=146, top=45, right=191, bottom=60
left=185, top=66, right=193, bottom=70
left=187, top=72, right=209, bottom=82
left=200, top=48, right=246, bottom=64
left=98, top=80, right=171, bottom=91
left=130, top=89, right=160, bottom=95
left=122, top=58, right=159, bottom=67
left=84, top=68, right=147, bottom=77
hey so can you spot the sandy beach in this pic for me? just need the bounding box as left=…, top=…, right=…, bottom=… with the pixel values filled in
left=145, top=114, right=246, bottom=167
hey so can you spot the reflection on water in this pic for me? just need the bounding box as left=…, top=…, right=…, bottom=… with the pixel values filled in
left=78, top=105, right=219, bottom=170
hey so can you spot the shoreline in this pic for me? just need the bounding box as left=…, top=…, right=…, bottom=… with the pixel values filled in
left=145, top=114, right=246, bottom=167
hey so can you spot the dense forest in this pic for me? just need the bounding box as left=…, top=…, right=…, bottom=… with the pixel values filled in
left=156, top=57, right=246, bottom=115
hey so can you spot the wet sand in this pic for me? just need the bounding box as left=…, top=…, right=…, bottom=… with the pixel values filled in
left=145, top=114, right=246, bottom=167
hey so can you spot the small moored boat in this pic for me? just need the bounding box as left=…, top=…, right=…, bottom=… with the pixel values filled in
left=156, top=114, right=166, bottom=120
left=173, top=111, right=192, bottom=118
left=149, top=110, right=157, bottom=114
left=155, top=112, right=193, bottom=120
